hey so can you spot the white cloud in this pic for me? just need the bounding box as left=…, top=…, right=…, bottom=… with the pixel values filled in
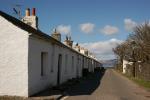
left=57, top=25, right=71, bottom=35
left=124, top=18, right=137, bottom=32
left=80, top=23, right=95, bottom=33
left=80, top=38, right=123, bottom=60
left=100, top=25, right=119, bottom=35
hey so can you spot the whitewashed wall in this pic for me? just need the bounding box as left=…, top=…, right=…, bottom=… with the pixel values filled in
left=0, top=15, right=101, bottom=97
left=28, top=36, right=85, bottom=95
left=123, top=59, right=129, bottom=74
left=0, top=16, right=29, bottom=96
left=28, top=36, right=56, bottom=95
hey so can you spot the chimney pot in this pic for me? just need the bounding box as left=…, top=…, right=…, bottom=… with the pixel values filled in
left=32, top=8, right=36, bottom=16
left=25, top=8, right=30, bottom=16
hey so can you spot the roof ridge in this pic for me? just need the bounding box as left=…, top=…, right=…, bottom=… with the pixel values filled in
left=0, top=10, right=99, bottom=61
left=0, top=10, right=41, bottom=33
left=0, top=10, right=56, bottom=42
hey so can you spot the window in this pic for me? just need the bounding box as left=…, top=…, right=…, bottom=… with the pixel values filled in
left=41, top=52, right=48, bottom=76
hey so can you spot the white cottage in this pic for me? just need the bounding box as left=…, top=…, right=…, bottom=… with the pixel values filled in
left=123, top=59, right=134, bottom=74
left=0, top=9, right=101, bottom=97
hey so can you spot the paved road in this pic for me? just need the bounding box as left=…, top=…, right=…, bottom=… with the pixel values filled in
left=64, top=69, right=150, bottom=100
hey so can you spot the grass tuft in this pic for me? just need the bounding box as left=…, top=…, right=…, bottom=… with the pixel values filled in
left=131, top=78, right=150, bottom=89
left=116, top=70, right=150, bottom=90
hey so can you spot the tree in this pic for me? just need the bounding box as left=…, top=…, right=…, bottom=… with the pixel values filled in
left=113, top=22, right=150, bottom=72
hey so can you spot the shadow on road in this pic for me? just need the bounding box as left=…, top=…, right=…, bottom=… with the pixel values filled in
left=66, top=69, right=106, bottom=96
left=31, top=69, right=106, bottom=99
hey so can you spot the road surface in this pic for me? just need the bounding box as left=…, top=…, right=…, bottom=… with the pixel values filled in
left=63, top=69, right=150, bottom=100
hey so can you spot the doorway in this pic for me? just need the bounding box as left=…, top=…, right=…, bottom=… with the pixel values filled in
left=57, top=54, right=62, bottom=85
left=76, top=56, right=80, bottom=77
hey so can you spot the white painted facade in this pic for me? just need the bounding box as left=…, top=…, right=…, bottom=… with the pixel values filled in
left=123, top=59, right=134, bottom=74
left=0, top=16, right=29, bottom=96
left=0, top=11, right=101, bottom=97
left=123, top=59, right=128, bottom=74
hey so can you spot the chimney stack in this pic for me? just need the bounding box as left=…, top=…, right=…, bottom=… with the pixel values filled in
left=22, top=7, right=38, bottom=29
left=25, top=8, right=30, bottom=16
left=32, top=8, right=36, bottom=16
left=51, top=29, right=61, bottom=41
left=64, top=36, right=73, bottom=48
left=74, top=43, right=80, bottom=52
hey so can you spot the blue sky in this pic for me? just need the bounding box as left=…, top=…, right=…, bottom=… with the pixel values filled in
left=0, top=0, right=150, bottom=60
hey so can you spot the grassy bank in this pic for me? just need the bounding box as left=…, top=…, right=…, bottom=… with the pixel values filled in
left=128, top=76, right=150, bottom=89
left=116, top=70, right=150, bottom=90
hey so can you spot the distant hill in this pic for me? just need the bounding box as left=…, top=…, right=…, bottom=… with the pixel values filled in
left=100, top=59, right=117, bottom=67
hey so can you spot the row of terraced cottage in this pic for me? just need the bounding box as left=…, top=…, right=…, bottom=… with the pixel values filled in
left=0, top=8, right=102, bottom=97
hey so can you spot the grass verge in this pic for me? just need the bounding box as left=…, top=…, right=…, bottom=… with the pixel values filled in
left=116, top=70, right=150, bottom=90
left=129, top=77, right=150, bottom=89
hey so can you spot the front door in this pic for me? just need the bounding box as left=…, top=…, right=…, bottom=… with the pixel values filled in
left=57, top=54, right=62, bottom=85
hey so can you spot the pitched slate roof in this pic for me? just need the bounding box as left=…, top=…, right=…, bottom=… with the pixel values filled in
left=0, top=10, right=58, bottom=43
left=0, top=10, right=100, bottom=62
